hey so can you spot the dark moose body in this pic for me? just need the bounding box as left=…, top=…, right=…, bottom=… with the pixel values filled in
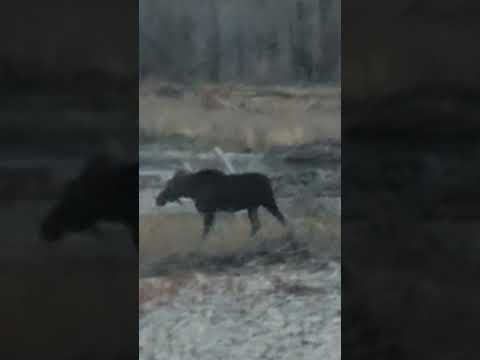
left=40, top=155, right=139, bottom=251
left=156, top=169, right=287, bottom=238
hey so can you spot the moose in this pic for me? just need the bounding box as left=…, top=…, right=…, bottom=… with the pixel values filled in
left=155, top=169, right=287, bottom=238
left=40, top=154, right=139, bottom=251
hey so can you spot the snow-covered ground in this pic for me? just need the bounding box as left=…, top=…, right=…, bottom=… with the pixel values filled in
left=140, top=259, right=340, bottom=360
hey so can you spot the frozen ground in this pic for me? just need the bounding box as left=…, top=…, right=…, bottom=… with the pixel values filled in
left=140, top=259, right=340, bottom=360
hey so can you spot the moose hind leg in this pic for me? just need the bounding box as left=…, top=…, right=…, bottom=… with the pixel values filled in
left=264, top=201, right=287, bottom=226
left=248, top=208, right=261, bottom=237
left=202, top=212, right=215, bottom=239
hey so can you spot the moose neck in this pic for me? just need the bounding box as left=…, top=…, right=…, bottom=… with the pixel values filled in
left=178, top=174, right=197, bottom=199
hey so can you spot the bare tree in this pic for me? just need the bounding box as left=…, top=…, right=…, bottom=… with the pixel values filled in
left=139, top=0, right=340, bottom=84
left=208, top=0, right=221, bottom=82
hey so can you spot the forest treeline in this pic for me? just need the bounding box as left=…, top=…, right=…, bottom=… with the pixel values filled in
left=140, top=0, right=340, bottom=84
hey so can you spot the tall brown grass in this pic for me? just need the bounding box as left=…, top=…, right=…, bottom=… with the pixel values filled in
left=139, top=83, right=340, bottom=151
left=139, top=211, right=340, bottom=265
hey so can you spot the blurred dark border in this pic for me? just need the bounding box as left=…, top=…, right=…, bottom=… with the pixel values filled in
left=343, top=1, right=480, bottom=359
left=0, top=0, right=138, bottom=151
left=0, top=1, right=138, bottom=359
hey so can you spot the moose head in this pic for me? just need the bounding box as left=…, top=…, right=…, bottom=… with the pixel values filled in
left=155, top=170, right=190, bottom=207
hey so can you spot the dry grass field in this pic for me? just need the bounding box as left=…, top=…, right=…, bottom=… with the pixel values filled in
left=139, top=81, right=340, bottom=152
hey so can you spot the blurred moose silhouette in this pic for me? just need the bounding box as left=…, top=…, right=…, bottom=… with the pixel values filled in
left=41, top=154, right=138, bottom=251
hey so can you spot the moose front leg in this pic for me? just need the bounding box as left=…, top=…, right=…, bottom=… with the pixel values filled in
left=248, top=208, right=261, bottom=237
left=202, top=212, right=215, bottom=239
